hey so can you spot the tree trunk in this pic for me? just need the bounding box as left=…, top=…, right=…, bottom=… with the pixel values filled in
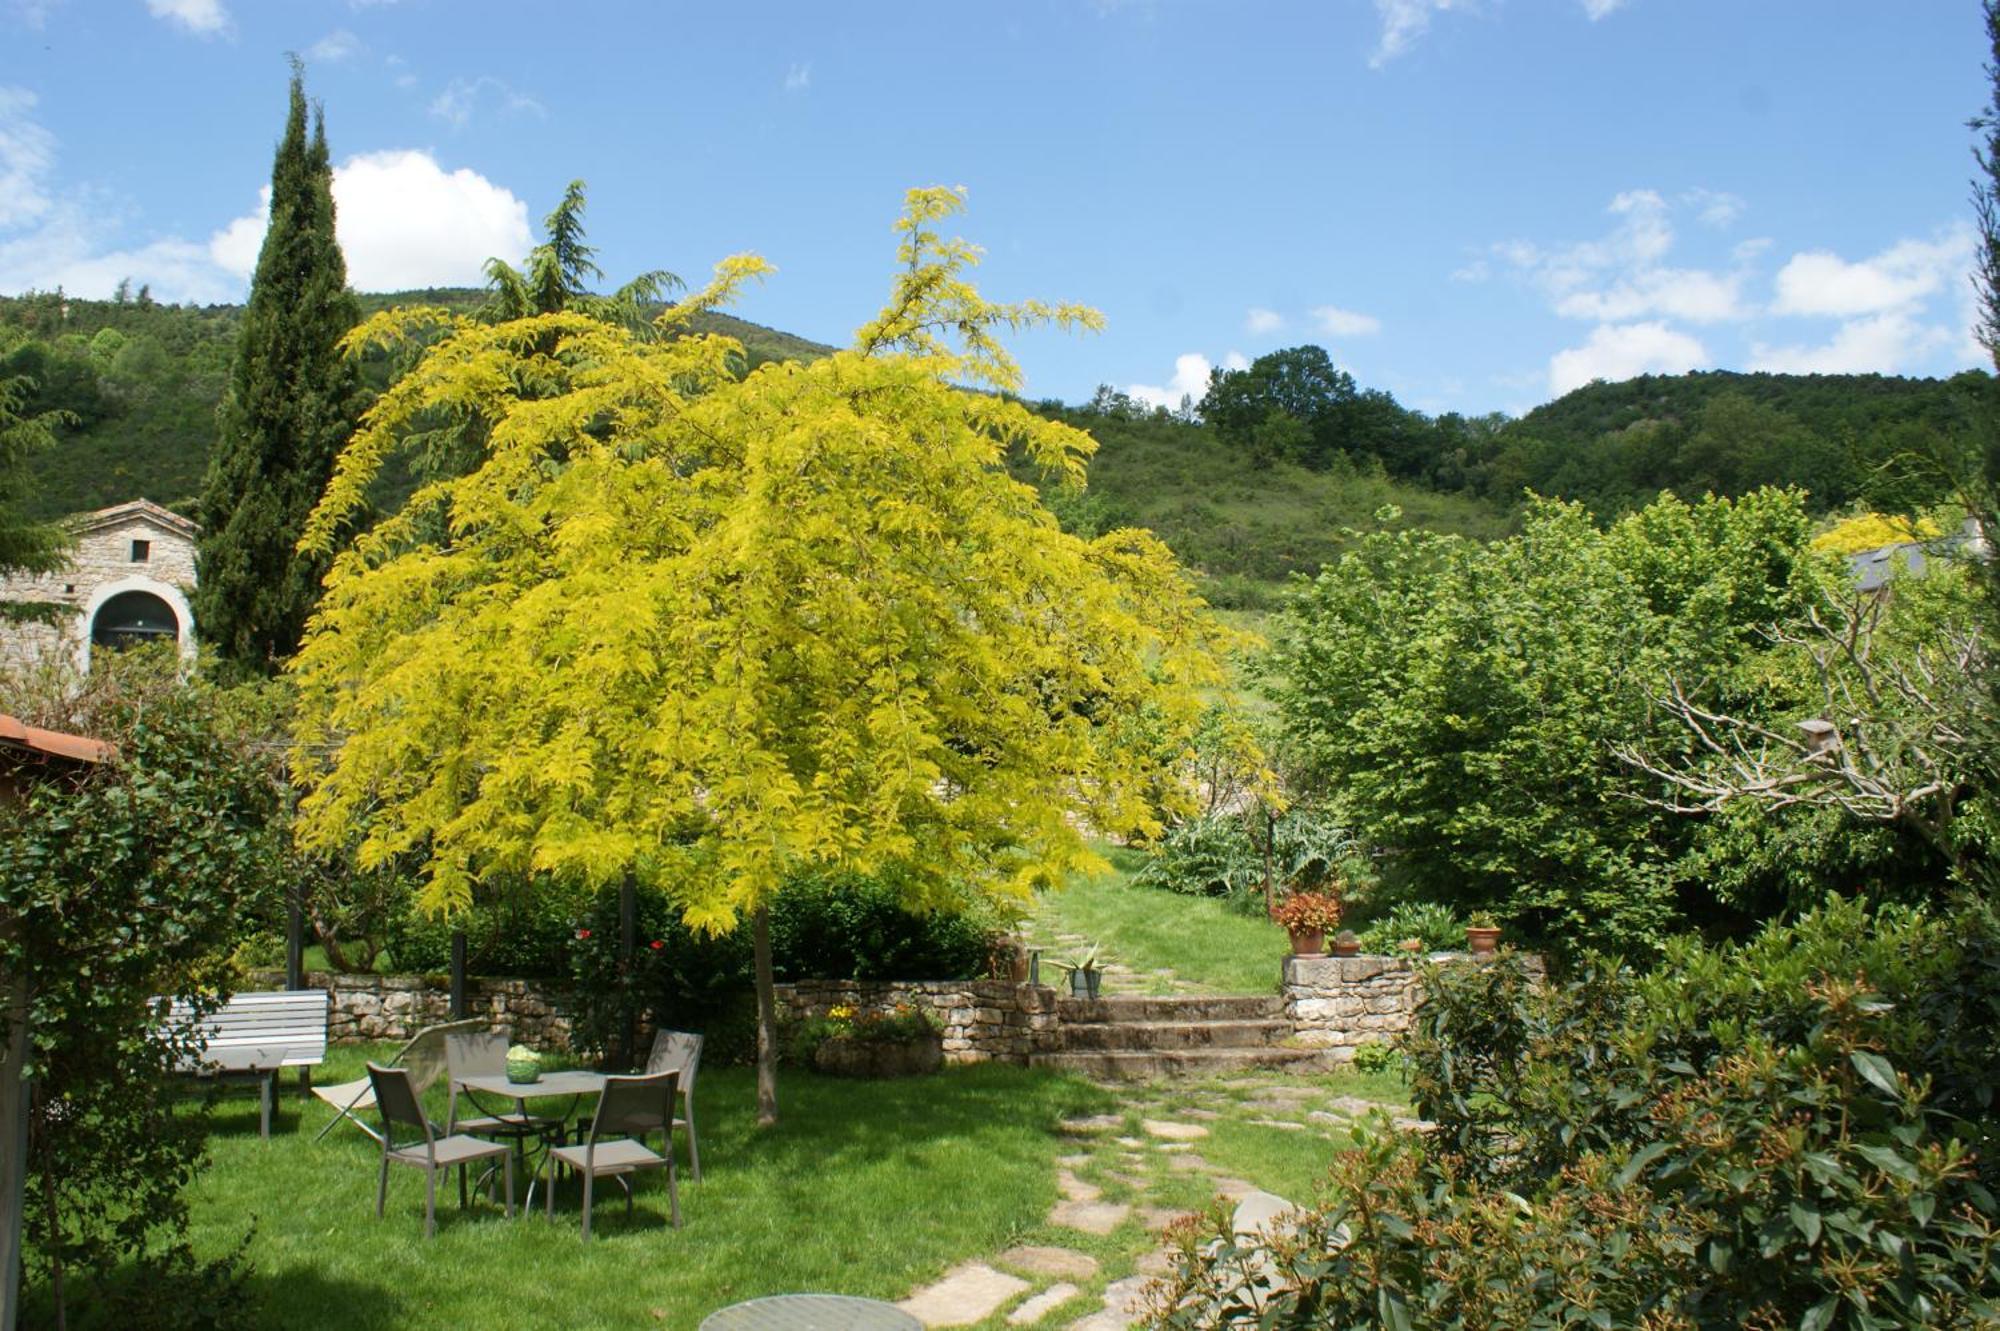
left=1, top=956, right=26, bottom=1331
left=753, top=905, right=778, bottom=1128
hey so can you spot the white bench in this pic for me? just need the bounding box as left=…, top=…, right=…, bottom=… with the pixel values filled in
left=167, top=990, right=329, bottom=1138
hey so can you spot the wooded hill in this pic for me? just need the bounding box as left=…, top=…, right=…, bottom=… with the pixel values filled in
left=2, top=289, right=1984, bottom=605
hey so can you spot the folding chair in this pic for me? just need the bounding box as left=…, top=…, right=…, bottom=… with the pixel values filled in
left=312, top=1018, right=485, bottom=1143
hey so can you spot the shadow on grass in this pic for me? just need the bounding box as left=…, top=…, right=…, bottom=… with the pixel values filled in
left=18, top=1262, right=403, bottom=1331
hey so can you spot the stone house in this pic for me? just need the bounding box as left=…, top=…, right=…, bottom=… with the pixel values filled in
left=0, top=499, right=199, bottom=675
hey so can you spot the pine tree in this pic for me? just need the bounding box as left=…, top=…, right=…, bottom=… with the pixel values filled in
left=195, top=63, right=360, bottom=672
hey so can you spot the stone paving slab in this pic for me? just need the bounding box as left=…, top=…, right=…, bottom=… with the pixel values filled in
left=1063, top=1275, right=1155, bottom=1331
left=1048, top=1198, right=1131, bottom=1235
left=996, top=1246, right=1100, bottom=1281
left=1057, top=1114, right=1124, bottom=1136
left=1141, top=1119, right=1209, bottom=1142
left=1211, top=1176, right=1258, bottom=1200
left=1009, top=1282, right=1080, bottom=1326
left=1135, top=1248, right=1179, bottom=1277
left=1057, top=1169, right=1102, bottom=1202
left=898, top=1262, right=1032, bottom=1328
left=1164, top=1153, right=1211, bottom=1172
left=1056, top=1153, right=1092, bottom=1168
left=1140, top=1206, right=1198, bottom=1234
left=1247, top=1118, right=1307, bottom=1131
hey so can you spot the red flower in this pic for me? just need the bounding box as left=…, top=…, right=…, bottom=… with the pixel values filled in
left=650, top=940, right=665, bottom=951
left=576, top=928, right=592, bottom=941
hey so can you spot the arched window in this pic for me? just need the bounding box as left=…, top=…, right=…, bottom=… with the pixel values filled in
left=90, top=590, right=180, bottom=650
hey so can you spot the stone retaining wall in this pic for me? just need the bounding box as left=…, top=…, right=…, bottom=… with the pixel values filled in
left=1282, top=952, right=1544, bottom=1062
left=774, top=979, right=1063, bottom=1065
left=249, top=970, right=577, bottom=1051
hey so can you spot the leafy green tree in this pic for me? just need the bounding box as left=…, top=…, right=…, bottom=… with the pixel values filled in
left=480, top=179, right=680, bottom=329
left=1, top=651, right=280, bottom=1330
left=0, top=374, right=71, bottom=615
left=194, top=65, right=362, bottom=673
left=290, top=189, right=1235, bottom=1124
left=1265, top=491, right=1844, bottom=951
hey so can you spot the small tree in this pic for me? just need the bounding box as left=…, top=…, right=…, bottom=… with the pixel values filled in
left=195, top=63, right=362, bottom=673
left=290, top=189, right=1236, bottom=1124
left=0, top=374, right=71, bottom=621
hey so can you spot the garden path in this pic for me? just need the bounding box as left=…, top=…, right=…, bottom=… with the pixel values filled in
left=894, top=1071, right=1412, bottom=1329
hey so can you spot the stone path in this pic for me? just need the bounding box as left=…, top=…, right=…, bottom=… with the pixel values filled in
left=902, top=1069, right=1411, bottom=1326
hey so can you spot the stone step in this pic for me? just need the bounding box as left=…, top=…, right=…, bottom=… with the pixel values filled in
left=1057, top=995, right=1285, bottom=1024
left=1055, top=1019, right=1293, bottom=1052
left=1029, top=1047, right=1327, bottom=1081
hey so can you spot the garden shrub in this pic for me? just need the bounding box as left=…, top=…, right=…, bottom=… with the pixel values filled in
left=1135, top=801, right=1354, bottom=913
left=1354, top=899, right=1462, bottom=952
left=1151, top=895, right=2000, bottom=1328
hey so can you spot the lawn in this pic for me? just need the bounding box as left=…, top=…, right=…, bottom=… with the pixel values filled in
left=1026, top=846, right=1290, bottom=995
left=131, top=1045, right=1407, bottom=1330
left=166, top=1045, right=1109, bottom=1330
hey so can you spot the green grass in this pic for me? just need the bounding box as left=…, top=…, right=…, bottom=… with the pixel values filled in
left=169, top=1044, right=1117, bottom=1330
left=1028, top=847, right=1290, bottom=995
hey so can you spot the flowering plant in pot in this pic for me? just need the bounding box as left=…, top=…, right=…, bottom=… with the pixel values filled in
left=799, top=1003, right=945, bottom=1078
left=1465, top=910, right=1502, bottom=955
left=1331, top=929, right=1363, bottom=957
left=1054, top=944, right=1106, bottom=998
left=1274, top=890, right=1343, bottom=956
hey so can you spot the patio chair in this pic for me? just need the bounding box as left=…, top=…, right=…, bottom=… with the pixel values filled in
left=443, top=1029, right=563, bottom=1148
left=366, top=1063, right=515, bottom=1238
left=544, top=1070, right=681, bottom=1240
left=311, top=1018, right=485, bottom=1143
left=645, top=1029, right=705, bottom=1180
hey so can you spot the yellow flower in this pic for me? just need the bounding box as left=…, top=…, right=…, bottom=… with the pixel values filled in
left=828, top=1004, right=855, bottom=1021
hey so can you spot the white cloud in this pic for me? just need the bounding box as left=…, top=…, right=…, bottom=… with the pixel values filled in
left=784, top=62, right=811, bottom=92
left=429, top=76, right=545, bottom=129
left=146, top=0, right=227, bottom=35
left=0, top=87, right=55, bottom=229
left=1370, top=0, right=1474, bottom=68
left=1750, top=312, right=1955, bottom=375
left=212, top=149, right=532, bottom=291
left=307, top=29, right=362, bottom=62
left=1548, top=322, right=1707, bottom=396
left=1579, top=0, right=1628, bottom=18
left=1491, top=188, right=1749, bottom=325
left=1311, top=304, right=1382, bottom=337
left=1128, top=352, right=1217, bottom=411
left=1684, top=187, right=1744, bottom=228
left=1223, top=350, right=1250, bottom=371
left=1244, top=307, right=1284, bottom=335
left=1770, top=228, right=1972, bottom=318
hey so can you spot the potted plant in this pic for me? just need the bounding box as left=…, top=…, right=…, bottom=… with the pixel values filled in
left=1054, top=945, right=1105, bottom=999
left=1274, top=890, right=1343, bottom=956
left=1397, top=937, right=1423, bottom=954
left=1465, top=911, right=1502, bottom=955
left=807, top=1003, right=946, bottom=1078
left=1331, top=929, right=1362, bottom=957
left=505, top=1043, right=541, bottom=1084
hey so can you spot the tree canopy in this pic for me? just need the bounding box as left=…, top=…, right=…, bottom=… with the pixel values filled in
left=194, top=65, right=362, bottom=673
left=290, top=187, right=1238, bottom=1119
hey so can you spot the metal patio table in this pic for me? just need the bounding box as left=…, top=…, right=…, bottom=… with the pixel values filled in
left=698, top=1294, right=921, bottom=1330
left=452, top=1070, right=608, bottom=1208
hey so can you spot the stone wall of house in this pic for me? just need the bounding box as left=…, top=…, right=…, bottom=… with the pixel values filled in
left=249, top=971, right=577, bottom=1051
left=0, top=504, right=198, bottom=672
left=774, top=979, right=1063, bottom=1065
left=1283, top=951, right=1546, bottom=1062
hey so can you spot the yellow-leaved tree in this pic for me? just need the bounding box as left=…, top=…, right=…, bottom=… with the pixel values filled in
left=290, top=188, right=1238, bottom=1123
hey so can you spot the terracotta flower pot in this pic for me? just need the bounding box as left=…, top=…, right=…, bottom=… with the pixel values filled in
left=1331, top=937, right=1362, bottom=957
left=1288, top=927, right=1325, bottom=957
left=1466, top=926, right=1501, bottom=955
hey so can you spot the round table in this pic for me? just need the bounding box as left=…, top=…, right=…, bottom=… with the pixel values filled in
left=697, top=1294, right=921, bottom=1330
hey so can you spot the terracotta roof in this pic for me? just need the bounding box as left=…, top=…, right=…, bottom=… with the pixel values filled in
left=67, top=498, right=199, bottom=540
left=0, top=714, right=116, bottom=765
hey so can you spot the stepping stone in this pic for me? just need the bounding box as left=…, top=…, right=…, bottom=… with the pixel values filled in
left=1056, top=1154, right=1092, bottom=1168
left=1181, top=1108, right=1220, bottom=1120
left=1048, top=1198, right=1131, bottom=1235
left=1064, top=1274, right=1156, bottom=1330
left=1009, top=1283, right=1080, bottom=1326
left=1324, top=1095, right=1389, bottom=1116
left=1140, top=1206, right=1198, bottom=1234
left=1247, top=1118, right=1306, bottom=1131
left=996, top=1246, right=1100, bottom=1281
left=1142, top=1120, right=1208, bottom=1141
left=1164, top=1153, right=1211, bottom=1173
left=1058, top=1115, right=1123, bottom=1136
left=1057, top=1170, right=1101, bottom=1202
left=1113, top=1136, right=1144, bottom=1148
left=898, top=1262, right=1032, bottom=1328
left=1306, top=1110, right=1349, bottom=1125
left=1212, top=1177, right=1258, bottom=1200
left=1135, top=1248, right=1179, bottom=1277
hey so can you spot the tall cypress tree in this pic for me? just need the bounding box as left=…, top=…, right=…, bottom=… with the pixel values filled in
left=195, top=63, right=360, bottom=672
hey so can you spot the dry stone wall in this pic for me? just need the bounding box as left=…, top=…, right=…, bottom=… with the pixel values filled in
left=249, top=971, right=577, bottom=1051
left=1283, top=951, right=1545, bottom=1062
left=775, top=979, right=1063, bottom=1064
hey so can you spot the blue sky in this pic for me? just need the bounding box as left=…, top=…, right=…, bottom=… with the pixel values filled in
left=0, top=1, right=1990, bottom=415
